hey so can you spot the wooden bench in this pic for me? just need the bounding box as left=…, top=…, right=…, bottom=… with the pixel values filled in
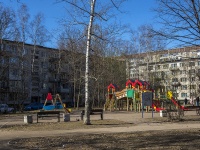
left=81, top=109, right=103, bottom=120
left=37, top=111, right=60, bottom=123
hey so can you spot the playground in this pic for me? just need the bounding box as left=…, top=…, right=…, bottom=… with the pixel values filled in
left=104, top=79, right=200, bottom=118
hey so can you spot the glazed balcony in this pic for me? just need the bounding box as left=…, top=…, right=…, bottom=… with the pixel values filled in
left=169, top=67, right=179, bottom=71
left=171, top=82, right=181, bottom=86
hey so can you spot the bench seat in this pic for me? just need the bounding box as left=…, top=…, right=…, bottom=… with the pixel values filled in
left=37, top=111, right=60, bottom=123
left=81, top=109, right=103, bottom=120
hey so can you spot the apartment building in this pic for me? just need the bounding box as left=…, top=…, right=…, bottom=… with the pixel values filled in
left=126, top=46, right=200, bottom=103
left=0, top=40, right=74, bottom=105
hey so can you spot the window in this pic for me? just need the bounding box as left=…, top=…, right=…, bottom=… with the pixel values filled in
left=180, top=70, right=186, bottom=75
left=156, top=65, right=160, bottom=70
left=172, top=71, right=178, bottom=75
left=190, top=92, right=195, bottom=97
left=172, top=86, right=178, bottom=90
left=171, top=63, right=177, bottom=68
left=172, top=78, right=178, bottom=82
left=10, top=57, right=18, bottom=63
left=32, top=83, right=39, bottom=86
left=181, top=85, right=187, bottom=90
left=190, top=85, right=196, bottom=89
left=12, top=69, right=18, bottom=77
left=63, top=83, right=68, bottom=89
left=163, top=64, right=169, bottom=69
left=180, top=78, right=187, bottom=82
left=41, top=62, right=44, bottom=68
left=180, top=63, right=185, bottom=67
left=148, top=66, right=153, bottom=70
left=42, top=83, right=47, bottom=89
left=189, top=62, right=195, bottom=66
left=0, top=57, right=5, bottom=64
left=181, top=93, right=187, bottom=98
left=189, top=69, right=195, bottom=74
left=41, top=52, right=46, bottom=57
left=190, top=77, right=195, bottom=82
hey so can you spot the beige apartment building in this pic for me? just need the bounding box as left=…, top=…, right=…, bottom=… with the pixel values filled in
left=126, top=46, right=200, bottom=104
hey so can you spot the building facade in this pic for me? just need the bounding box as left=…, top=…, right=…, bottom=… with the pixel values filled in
left=126, top=46, right=200, bottom=104
left=0, top=40, right=74, bottom=105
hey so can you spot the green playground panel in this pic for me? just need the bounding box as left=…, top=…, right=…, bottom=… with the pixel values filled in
left=127, top=89, right=134, bottom=98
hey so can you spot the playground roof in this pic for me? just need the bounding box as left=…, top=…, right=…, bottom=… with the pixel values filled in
left=126, top=79, right=135, bottom=86
left=126, top=79, right=149, bottom=87
left=107, top=83, right=119, bottom=90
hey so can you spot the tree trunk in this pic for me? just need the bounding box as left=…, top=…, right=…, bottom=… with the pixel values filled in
left=84, top=0, right=96, bottom=125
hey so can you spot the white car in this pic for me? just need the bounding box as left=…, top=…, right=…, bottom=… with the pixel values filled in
left=0, top=104, right=15, bottom=113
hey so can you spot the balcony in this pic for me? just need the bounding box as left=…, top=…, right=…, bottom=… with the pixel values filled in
left=171, top=82, right=181, bottom=86
left=49, top=68, right=58, bottom=73
left=169, top=67, right=179, bottom=71
left=49, top=77, right=61, bottom=82
left=0, top=86, right=9, bottom=92
left=49, top=57, right=58, bottom=62
left=196, top=72, right=200, bottom=78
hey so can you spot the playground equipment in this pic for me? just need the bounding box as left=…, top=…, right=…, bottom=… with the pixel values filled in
left=104, top=79, right=153, bottom=112
left=167, top=91, right=200, bottom=115
left=104, top=84, right=119, bottom=111
left=43, top=93, right=70, bottom=113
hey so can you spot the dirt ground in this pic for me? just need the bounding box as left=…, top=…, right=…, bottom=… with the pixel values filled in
left=0, top=110, right=200, bottom=150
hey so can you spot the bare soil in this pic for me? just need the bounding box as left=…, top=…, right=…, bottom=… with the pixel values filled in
left=7, top=129, right=200, bottom=150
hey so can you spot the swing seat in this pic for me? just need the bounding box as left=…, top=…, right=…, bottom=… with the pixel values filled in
left=43, top=105, right=55, bottom=110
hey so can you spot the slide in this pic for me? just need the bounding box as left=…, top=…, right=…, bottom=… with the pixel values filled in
left=171, top=97, right=186, bottom=110
left=152, top=101, right=164, bottom=112
left=114, top=89, right=127, bottom=100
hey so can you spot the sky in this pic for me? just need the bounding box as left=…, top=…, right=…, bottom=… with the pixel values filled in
left=0, top=0, right=158, bottom=48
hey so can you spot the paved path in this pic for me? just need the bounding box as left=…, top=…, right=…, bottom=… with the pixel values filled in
left=0, top=122, right=200, bottom=141
left=0, top=110, right=199, bottom=141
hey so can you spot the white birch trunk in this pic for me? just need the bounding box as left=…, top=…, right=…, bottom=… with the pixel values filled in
left=84, top=0, right=96, bottom=125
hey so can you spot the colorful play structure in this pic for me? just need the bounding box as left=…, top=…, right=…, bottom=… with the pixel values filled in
left=104, top=79, right=194, bottom=113
left=104, top=79, right=153, bottom=112
left=43, top=93, right=71, bottom=113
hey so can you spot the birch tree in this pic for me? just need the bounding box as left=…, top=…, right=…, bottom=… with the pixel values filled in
left=16, top=4, right=30, bottom=107
left=57, top=0, right=126, bottom=125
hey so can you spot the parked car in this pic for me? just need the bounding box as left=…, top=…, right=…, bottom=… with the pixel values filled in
left=24, top=103, right=43, bottom=111
left=0, top=104, right=15, bottom=113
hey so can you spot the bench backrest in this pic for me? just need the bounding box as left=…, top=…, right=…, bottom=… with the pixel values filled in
left=37, top=111, right=60, bottom=115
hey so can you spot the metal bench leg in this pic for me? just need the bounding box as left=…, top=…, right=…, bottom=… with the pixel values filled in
left=58, top=114, right=60, bottom=122
left=81, top=113, right=84, bottom=120
left=101, top=113, right=103, bottom=120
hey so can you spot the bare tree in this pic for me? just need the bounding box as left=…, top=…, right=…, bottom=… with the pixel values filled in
left=0, top=4, right=15, bottom=48
left=57, top=27, right=85, bottom=110
left=155, top=0, right=200, bottom=46
left=29, top=12, right=50, bottom=72
left=130, top=24, right=166, bottom=53
left=0, top=4, right=16, bottom=103
left=15, top=4, right=30, bottom=109
left=56, top=0, right=126, bottom=125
